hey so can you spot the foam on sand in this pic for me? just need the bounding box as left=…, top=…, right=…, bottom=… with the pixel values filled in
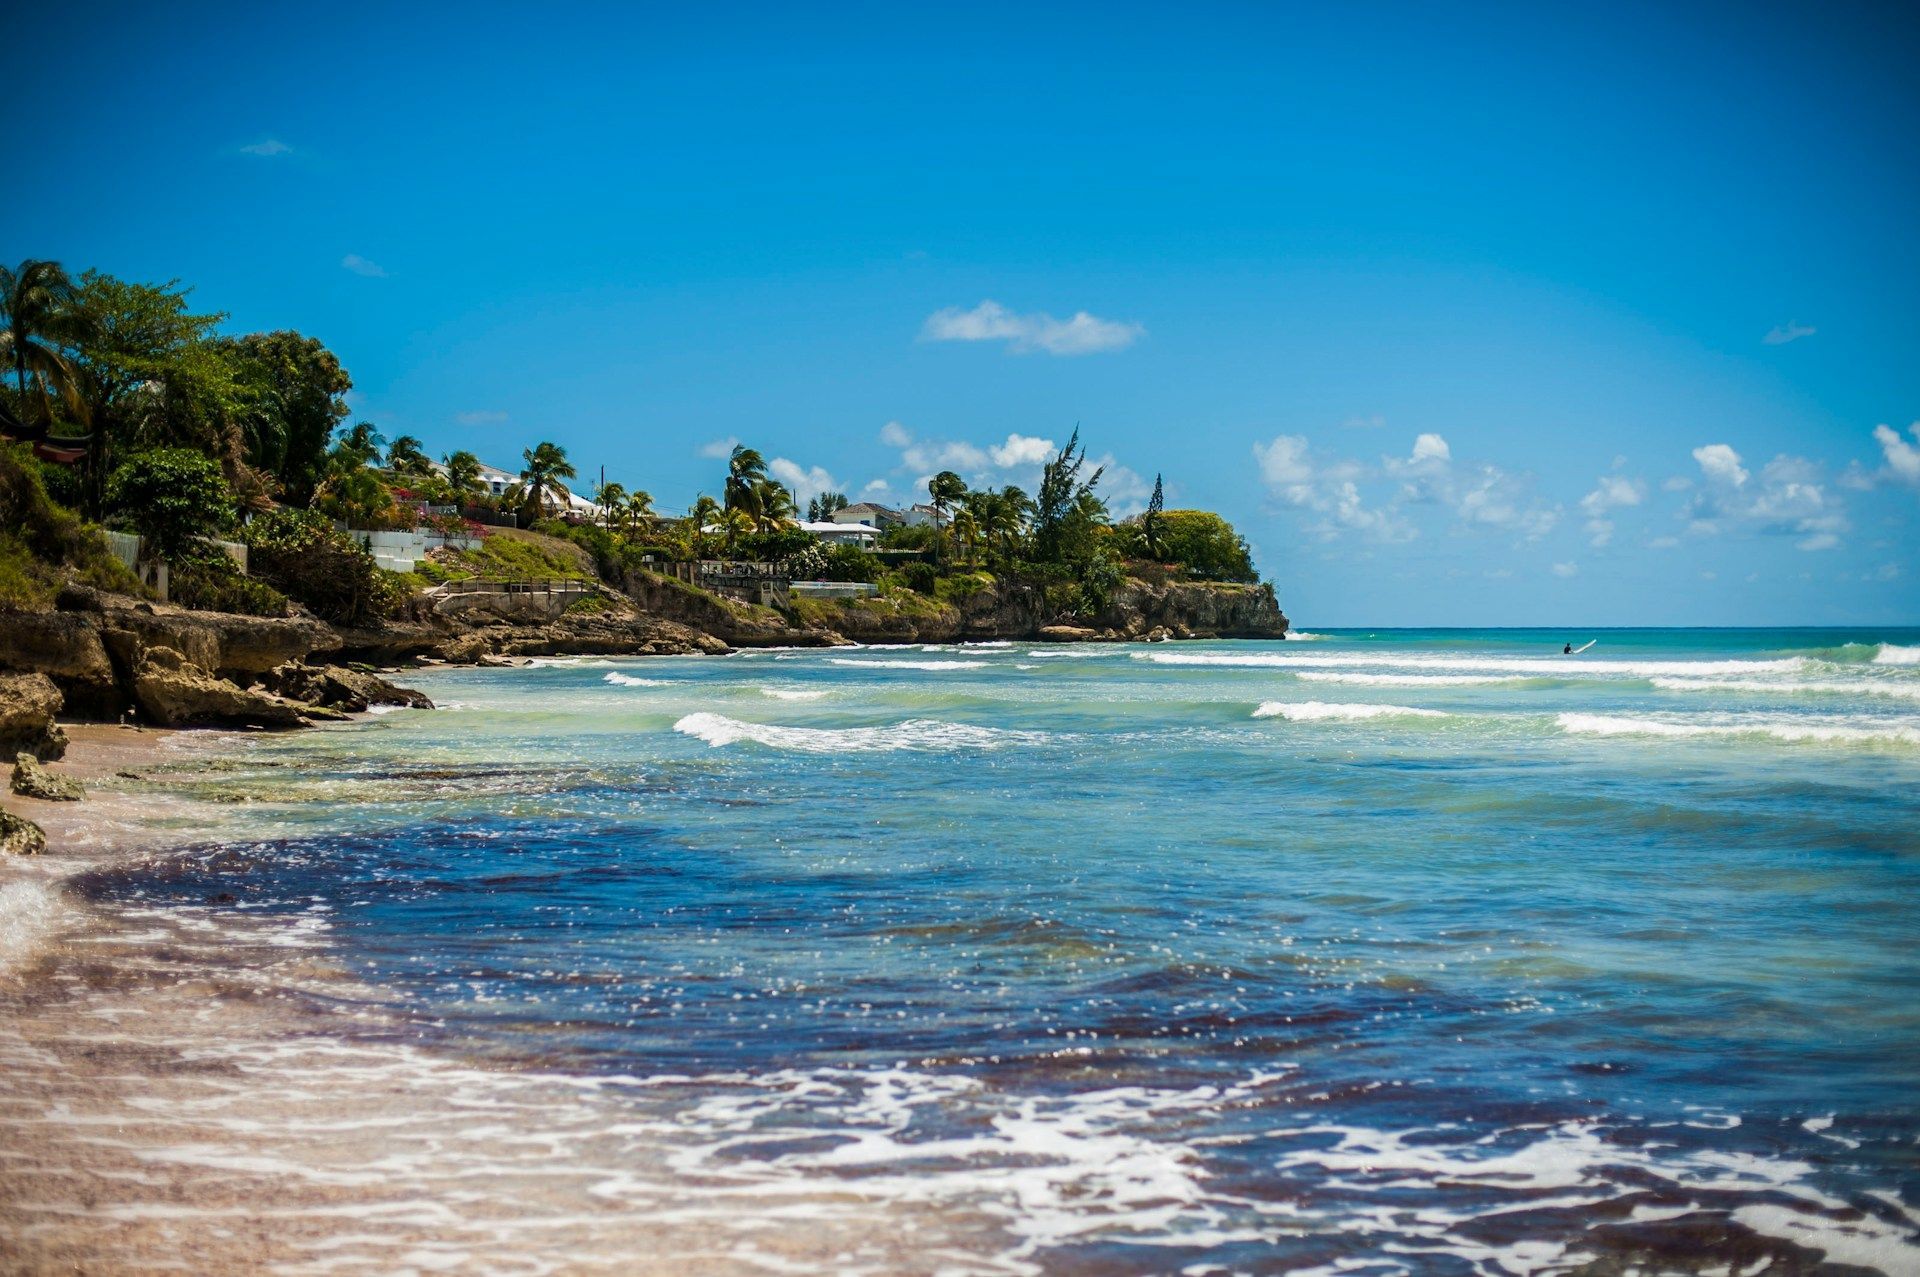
left=0, top=880, right=66, bottom=974
left=1556, top=712, right=1920, bottom=748
left=674, top=713, right=1040, bottom=753
left=1253, top=701, right=1450, bottom=722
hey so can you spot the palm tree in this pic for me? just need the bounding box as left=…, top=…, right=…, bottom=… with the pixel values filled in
left=594, top=480, right=626, bottom=524
left=720, top=507, right=755, bottom=552
left=952, top=507, right=981, bottom=565
left=509, top=440, right=576, bottom=521
left=927, top=470, right=967, bottom=559
left=443, top=450, right=484, bottom=497
left=386, top=434, right=430, bottom=474
left=621, top=490, right=656, bottom=538
left=724, top=445, right=768, bottom=516
left=752, top=478, right=796, bottom=530
left=0, top=259, right=85, bottom=427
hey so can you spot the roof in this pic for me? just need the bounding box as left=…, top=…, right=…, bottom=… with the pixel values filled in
left=840, top=501, right=899, bottom=515
left=800, top=521, right=881, bottom=534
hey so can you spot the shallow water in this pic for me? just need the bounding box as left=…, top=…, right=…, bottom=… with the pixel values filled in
left=67, top=629, right=1920, bottom=1272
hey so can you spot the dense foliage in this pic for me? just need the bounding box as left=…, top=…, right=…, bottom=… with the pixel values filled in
left=239, top=508, right=402, bottom=625
left=1116, top=509, right=1257, bottom=582
left=0, top=443, right=141, bottom=610
left=106, top=448, right=235, bottom=560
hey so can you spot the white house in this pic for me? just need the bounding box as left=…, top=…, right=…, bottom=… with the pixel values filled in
left=800, top=520, right=882, bottom=548
left=434, top=459, right=600, bottom=519
left=902, top=503, right=944, bottom=528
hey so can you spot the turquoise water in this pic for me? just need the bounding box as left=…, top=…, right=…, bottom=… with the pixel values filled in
left=97, top=629, right=1920, bottom=1272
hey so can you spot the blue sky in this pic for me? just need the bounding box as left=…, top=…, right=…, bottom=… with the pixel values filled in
left=10, top=1, right=1919, bottom=625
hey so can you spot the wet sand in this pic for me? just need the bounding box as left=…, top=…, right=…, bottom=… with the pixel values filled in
left=0, top=725, right=968, bottom=1276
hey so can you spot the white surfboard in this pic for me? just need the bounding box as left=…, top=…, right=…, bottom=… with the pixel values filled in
left=1572, top=640, right=1597, bottom=654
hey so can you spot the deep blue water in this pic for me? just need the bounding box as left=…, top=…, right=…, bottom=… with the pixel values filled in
left=94, top=628, right=1920, bottom=1273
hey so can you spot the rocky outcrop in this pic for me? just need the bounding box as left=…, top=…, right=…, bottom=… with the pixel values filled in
left=11, top=752, right=83, bottom=801
left=0, top=808, right=45, bottom=856
left=0, top=611, right=120, bottom=717
left=129, top=647, right=310, bottom=729
left=263, top=663, right=434, bottom=713
left=1090, top=580, right=1289, bottom=640
left=621, top=570, right=826, bottom=647
left=0, top=672, right=68, bottom=761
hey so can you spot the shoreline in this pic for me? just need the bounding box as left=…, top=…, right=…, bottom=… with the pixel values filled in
left=0, top=714, right=996, bottom=1275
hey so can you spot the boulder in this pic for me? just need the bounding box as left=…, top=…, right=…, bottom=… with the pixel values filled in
left=130, top=646, right=309, bottom=729
left=12, top=753, right=83, bottom=802
left=0, top=611, right=120, bottom=716
left=264, top=663, right=434, bottom=712
left=102, top=606, right=339, bottom=680
left=1036, top=625, right=1102, bottom=643
left=0, top=672, right=69, bottom=760
left=437, top=633, right=495, bottom=665
left=0, top=808, right=45, bottom=856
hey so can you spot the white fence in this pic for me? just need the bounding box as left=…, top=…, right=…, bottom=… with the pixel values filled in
left=104, top=532, right=245, bottom=602
left=350, top=528, right=483, bottom=573
left=791, top=581, right=879, bottom=599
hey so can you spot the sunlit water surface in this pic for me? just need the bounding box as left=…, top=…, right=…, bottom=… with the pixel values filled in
left=83, top=628, right=1920, bottom=1273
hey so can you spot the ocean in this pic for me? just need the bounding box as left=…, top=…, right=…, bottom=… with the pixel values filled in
left=60, top=628, right=1920, bottom=1272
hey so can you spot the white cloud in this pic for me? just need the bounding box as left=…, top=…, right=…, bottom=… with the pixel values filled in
left=1552, top=561, right=1579, bottom=578
left=455, top=410, right=508, bottom=426
left=862, top=479, right=891, bottom=495
left=920, top=300, right=1144, bottom=356
left=341, top=253, right=387, bottom=278
left=1862, top=422, right=1920, bottom=487
left=989, top=433, right=1056, bottom=468
left=698, top=436, right=741, bottom=459
left=1686, top=444, right=1848, bottom=551
left=1251, top=434, right=1410, bottom=542
left=1763, top=321, right=1816, bottom=345
left=769, top=458, right=838, bottom=507
left=1257, top=431, right=1558, bottom=542
left=1579, top=474, right=1647, bottom=547
left=239, top=138, right=290, bottom=156
left=1411, top=433, right=1451, bottom=463
left=1692, top=443, right=1749, bottom=488
left=878, top=420, right=914, bottom=448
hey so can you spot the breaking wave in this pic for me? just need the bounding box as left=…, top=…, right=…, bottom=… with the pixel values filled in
left=603, top=672, right=669, bottom=687
left=1651, top=677, right=1920, bottom=701
left=1556, top=712, right=1920, bottom=748
left=827, top=658, right=991, bottom=672
left=1295, top=671, right=1535, bottom=687
left=759, top=687, right=831, bottom=701
left=673, top=713, right=1041, bottom=752
left=1146, top=651, right=1808, bottom=677
left=1873, top=643, right=1920, bottom=666
left=1253, top=701, right=1451, bottom=722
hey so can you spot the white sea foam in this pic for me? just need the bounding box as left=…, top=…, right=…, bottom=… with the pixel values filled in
left=1874, top=643, right=1920, bottom=666
left=1557, top=712, right=1920, bottom=747
left=1652, top=677, right=1920, bottom=701
left=1295, top=671, right=1532, bottom=687
left=1144, top=651, right=1809, bottom=677
left=674, top=713, right=1038, bottom=753
left=1284, top=630, right=1330, bottom=641
left=1253, top=701, right=1451, bottom=722
left=759, top=687, right=831, bottom=701
left=603, top=672, right=669, bottom=687
left=827, top=658, right=990, bottom=671
left=0, top=880, right=65, bottom=973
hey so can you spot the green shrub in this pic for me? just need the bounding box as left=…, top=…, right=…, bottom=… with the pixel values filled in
left=0, top=444, right=143, bottom=610
left=1116, top=509, right=1257, bottom=582
left=934, top=570, right=993, bottom=603
left=240, top=508, right=399, bottom=625
left=107, top=448, right=236, bottom=560
left=565, top=592, right=610, bottom=616
left=170, top=548, right=290, bottom=617
left=816, top=543, right=880, bottom=583
left=899, top=561, right=938, bottom=595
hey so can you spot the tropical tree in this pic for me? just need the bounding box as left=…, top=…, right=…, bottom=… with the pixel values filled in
left=0, top=259, right=85, bottom=428
left=1142, top=472, right=1165, bottom=559
left=443, top=449, right=484, bottom=497
left=1034, top=429, right=1103, bottom=563
left=386, top=434, right=431, bottom=474
left=688, top=493, right=723, bottom=556
left=807, top=491, right=849, bottom=521
left=951, top=507, right=980, bottom=564
left=218, top=331, right=352, bottom=508
left=594, top=480, right=626, bottom=514
left=105, top=448, right=235, bottom=562
left=724, top=445, right=768, bottom=516
left=335, top=421, right=385, bottom=468
left=508, top=441, right=576, bottom=522
left=752, top=478, right=796, bottom=530
left=720, top=507, right=756, bottom=551
left=621, top=490, right=656, bottom=537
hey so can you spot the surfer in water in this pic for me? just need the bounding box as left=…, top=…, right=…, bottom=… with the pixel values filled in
left=1563, top=642, right=1572, bottom=654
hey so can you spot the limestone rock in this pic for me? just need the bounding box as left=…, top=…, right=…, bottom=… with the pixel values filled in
left=264, top=663, right=433, bottom=712
left=12, top=752, right=83, bottom=802
left=130, top=646, right=308, bottom=729
left=0, top=808, right=45, bottom=856
left=0, top=672, right=69, bottom=760
left=0, top=611, right=119, bottom=716
left=1037, top=625, right=1102, bottom=642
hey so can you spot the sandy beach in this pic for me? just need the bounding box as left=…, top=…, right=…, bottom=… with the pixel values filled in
left=0, top=723, right=984, bottom=1276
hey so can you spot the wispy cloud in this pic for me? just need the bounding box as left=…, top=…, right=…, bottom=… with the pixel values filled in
left=698, top=436, right=741, bottom=459
left=1578, top=473, right=1647, bottom=547
left=1762, top=321, right=1816, bottom=345
left=1552, top=561, right=1579, bottom=578
left=920, top=300, right=1143, bottom=356
left=875, top=421, right=1151, bottom=514
left=239, top=138, right=291, bottom=157
left=1254, top=431, right=1557, bottom=543
left=341, top=253, right=387, bottom=278
left=455, top=410, right=508, bottom=426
